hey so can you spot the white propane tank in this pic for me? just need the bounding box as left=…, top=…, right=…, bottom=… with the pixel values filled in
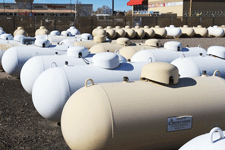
left=67, top=28, right=80, bottom=36
left=207, top=26, right=224, bottom=37
left=1, top=44, right=68, bottom=77
left=118, top=39, right=161, bottom=60
left=61, top=31, right=72, bottom=37
left=34, top=39, right=51, bottom=47
left=193, top=25, right=208, bottom=37
left=32, top=52, right=148, bottom=122
left=165, top=25, right=182, bottom=38
left=171, top=46, right=225, bottom=78
left=61, top=62, right=225, bottom=150
left=0, top=28, right=6, bottom=35
left=131, top=41, right=206, bottom=62
left=13, top=27, right=28, bottom=36
left=49, top=30, right=60, bottom=36
left=151, top=25, right=167, bottom=37
left=179, top=127, right=225, bottom=150
left=20, top=46, right=92, bottom=94
left=180, top=25, right=195, bottom=37
left=1, top=34, right=14, bottom=40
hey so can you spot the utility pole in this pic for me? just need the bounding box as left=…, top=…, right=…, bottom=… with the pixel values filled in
left=189, top=0, right=192, bottom=17
left=112, top=0, right=114, bottom=15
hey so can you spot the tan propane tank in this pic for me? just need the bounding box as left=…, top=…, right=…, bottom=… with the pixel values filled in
left=61, top=62, right=225, bottom=150
left=35, top=26, right=49, bottom=35
left=92, top=28, right=106, bottom=37
left=123, top=26, right=136, bottom=39
left=105, top=28, right=116, bottom=39
left=151, top=25, right=167, bottom=37
left=73, top=35, right=106, bottom=49
left=142, top=26, right=155, bottom=38
left=180, top=25, right=195, bottom=37
left=119, top=39, right=160, bottom=60
left=89, top=38, right=130, bottom=53
left=133, top=26, right=145, bottom=38
left=114, top=26, right=126, bottom=37
left=193, top=25, right=208, bottom=37
left=13, top=27, right=28, bottom=36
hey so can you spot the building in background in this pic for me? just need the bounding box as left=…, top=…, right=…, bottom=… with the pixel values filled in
left=127, top=0, right=225, bottom=17
left=0, top=0, right=92, bottom=16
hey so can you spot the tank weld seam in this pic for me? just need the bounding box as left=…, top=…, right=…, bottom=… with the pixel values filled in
left=98, top=84, right=115, bottom=139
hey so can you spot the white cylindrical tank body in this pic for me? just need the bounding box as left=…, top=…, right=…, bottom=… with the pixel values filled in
left=207, top=26, right=224, bottom=37
left=131, top=41, right=206, bottom=62
left=61, top=62, right=225, bottom=150
left=180, top=25, right=195, bottom=37
left=1, top=45, right=68, bottom=77
left=193, top=25, right=208, bottom=37
left=151, top=26, right=167, bottom=37
left=20, top=46, right=94, bottom=94
left=32, top=53, right=148, bottom=122
left=165, top=25, right=182, bottom=38
left=171, top=56, right=225, bottom=78
left=179, top=127, right=225, bottom=150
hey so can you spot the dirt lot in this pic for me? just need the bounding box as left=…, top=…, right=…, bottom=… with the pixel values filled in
left=0, top=37, right=225, bottom=150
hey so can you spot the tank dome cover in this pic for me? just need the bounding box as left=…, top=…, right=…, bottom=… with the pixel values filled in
left=81, top=33, right=93, bottom=40
left=1, top=34, right=13, bottom=40
left=116, top=38, right=131, bottom=46
left=140, top=62, right=179, bottom=85
left=67, top=46, right=89, bottom=58
left=164, top=41, right=182, bottom=51
left=207, top=46, right=225, bottom=59
left=92, top=52, right=120, bottom=69
left=34, top=39, right=51, bottom=47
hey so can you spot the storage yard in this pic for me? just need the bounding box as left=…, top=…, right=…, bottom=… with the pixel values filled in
left=1, top=36, right=225, bottom=149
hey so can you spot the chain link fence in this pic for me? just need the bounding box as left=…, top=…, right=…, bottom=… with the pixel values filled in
left=1, top=15, right=225, bottom=36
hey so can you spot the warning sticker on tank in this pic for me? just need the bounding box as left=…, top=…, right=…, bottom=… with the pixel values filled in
left=167, top=116, right=192, bottom=132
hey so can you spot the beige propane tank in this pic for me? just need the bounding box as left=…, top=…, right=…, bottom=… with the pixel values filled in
left=13, top=27, right=28, bottom=36
left=105, top=28, right=116, bottom=39
left=114, top=26, right=126, bottom=37
left=123, top=27, right=136, bottom=39
left=142, top=26, right=155, bottom=38
left=151, top=25, right=167, bottom=37
left=132, top=26, right=145, bottom=38
left=89, top=38, right=131, bottom=53
left=193, top=25, right=208, bottom=37
left=35, top=26, right=49, bottom=35
left=180, top=25, right=195, bottom=37
left=92, top=28, right=106, bottom=37
left=119, top=39, right=160, bottom=60
left=73, top=35, right=106, bottom=49
left=61, top=62, right=225, bottom=150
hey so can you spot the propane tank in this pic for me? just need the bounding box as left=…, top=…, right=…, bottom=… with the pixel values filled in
left=49, top=30, right=60, bottom=36
left=92, top=28, right=106, bottom=37
left=34, top=39, right=51, bottom=48
left=151, top=25, right=167, bottom=37
left=13, top=27, right=28, bottom=36
left=89, top=38, right=131, bottom=53
left=193, top=25, right=208, bottom=37
left=142, top=26, right=155, bottom=38
left=179, top=127, right=225, bottom=150
left=114, top=26, right=126, bottom=37
left=165, top=25, right=182, bottom=38
left=0, top=28, right=6, bottom=35
left=61, top=31, right=72, bottom=37
left=131, top=41, right=206, bottom=62
left=61, top=62, right=225, bottom=150
left=118, top=39, right=161, bottom=60
left=1, top=34, right=14, bottom=40
left=32, top=52, right=148, bottom=122
left=133, top=27, right=145, bottom=38
left=105, top=28, right=116, bottom=39
left=180, top=25, right=195, bottom=37
left=1, top=44, right=68, bottom=77
left=67, top=27, right=80, bottom=36
left=35, top=26, right=49, bottom=35
left=171, top=46, right=225, bottom=78
left=207, top=26, right=224, bottom=37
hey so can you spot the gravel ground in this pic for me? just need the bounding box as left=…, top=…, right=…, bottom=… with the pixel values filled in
left=0, top=37, right=224, bottom=150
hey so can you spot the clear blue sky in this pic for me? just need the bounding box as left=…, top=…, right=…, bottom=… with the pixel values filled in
left=4, top=0, right=132, bottom=11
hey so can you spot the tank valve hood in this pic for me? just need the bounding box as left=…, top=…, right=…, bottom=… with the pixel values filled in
left=140, top=62, right=179, bottom=85
left=116, top=38, right=131, bottom=46
left=164, top=41, right=182, bottom=51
